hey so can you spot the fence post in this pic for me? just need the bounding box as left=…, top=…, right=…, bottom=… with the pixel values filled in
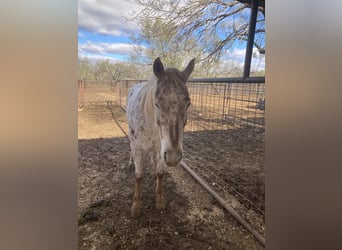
left=117, top=81, right=121, bottom=106
left=222, top=84, right=227, bottom=128
left=78, top=79, right=85, bottom=109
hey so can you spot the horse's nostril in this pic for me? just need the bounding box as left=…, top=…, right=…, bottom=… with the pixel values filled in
left=164, top=151, right=167, bottom=161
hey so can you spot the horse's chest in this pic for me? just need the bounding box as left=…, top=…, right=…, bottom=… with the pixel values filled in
left=129, top=120, right=159, bottom=149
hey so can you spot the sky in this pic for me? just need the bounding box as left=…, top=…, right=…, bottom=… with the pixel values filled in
left=78, top=0, right=265, bottom=71
left=78, top=0, right=141, bottom=62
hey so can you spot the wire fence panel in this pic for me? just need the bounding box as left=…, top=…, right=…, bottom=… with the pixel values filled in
left=115, top=80, right=144, bottom=111
left=182, top=79, right=265, bottom=235
left=78, top=80, right=119, bottom=105
left=78, top=79, right=144, bottom=108
left=186, top=81, right=265, bottom=130
left=80, top=77, right=265, bottom=236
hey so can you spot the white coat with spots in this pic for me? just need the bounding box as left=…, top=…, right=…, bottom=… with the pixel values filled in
left=126, top=57, right=195, bottom=217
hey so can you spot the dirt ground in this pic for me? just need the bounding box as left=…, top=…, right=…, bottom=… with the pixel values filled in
left=78, top=103, right=264, bottom=249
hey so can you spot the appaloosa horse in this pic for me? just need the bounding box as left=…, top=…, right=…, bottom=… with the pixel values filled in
left=126, top=57, right=195, bottom=217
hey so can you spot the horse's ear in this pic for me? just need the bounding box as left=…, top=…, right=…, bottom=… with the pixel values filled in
left=153, top=57, right=164, bottom=78
left=182, top=58, right=195, bottom=80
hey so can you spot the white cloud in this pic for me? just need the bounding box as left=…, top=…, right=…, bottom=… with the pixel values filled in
left=228, top=48, right=259, bottom=60
left=78, top=0, right=141, bottom=36
left=78, top=53, right=122, bottom=63
left=230, top=48, right=247, bottom=58
left=79, top=41, right=145, bottom=57
left=226, top=48, right=265, bottom=71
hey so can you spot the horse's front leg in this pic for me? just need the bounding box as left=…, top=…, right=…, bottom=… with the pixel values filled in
left=156, top=173, right=166, bottom=209
left=131, top=148, right=144, bottom=218
left=155, top=157, right=166, bottom=209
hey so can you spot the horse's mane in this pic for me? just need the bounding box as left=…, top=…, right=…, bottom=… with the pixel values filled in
left=138, top=69, right=187, bottom=120
left=139, top=75, right=157, bottom=120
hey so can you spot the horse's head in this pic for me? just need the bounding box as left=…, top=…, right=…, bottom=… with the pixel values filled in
left=153, top=57, right=195, bottom=166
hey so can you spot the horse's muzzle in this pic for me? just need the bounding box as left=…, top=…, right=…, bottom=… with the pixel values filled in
left=164, top=149, right=182, bottom=166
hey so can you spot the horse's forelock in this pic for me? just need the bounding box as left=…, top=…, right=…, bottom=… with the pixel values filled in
left=155, top=68, right=189, bottom=100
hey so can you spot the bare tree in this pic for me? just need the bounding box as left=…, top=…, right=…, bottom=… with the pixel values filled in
left=130, top=17, right=201, bottom=68
left=130, top=0, right=265, bottom=61
left=78, top=58, right=93, bottom=80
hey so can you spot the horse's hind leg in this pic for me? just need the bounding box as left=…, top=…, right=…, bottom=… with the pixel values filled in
left=131, top=148, right=144, bottom=218
left=131, top=174, right=142, bottom=217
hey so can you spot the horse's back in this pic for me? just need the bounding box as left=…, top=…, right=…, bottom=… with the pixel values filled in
left=127, top=80, right=159, bottom=151
left=127, top=82, right=146, bottom=117
left=127, top=82, right=146, bottom=105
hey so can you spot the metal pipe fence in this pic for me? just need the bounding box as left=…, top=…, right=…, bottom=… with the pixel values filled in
left=78, top=77, right=265, bottom=236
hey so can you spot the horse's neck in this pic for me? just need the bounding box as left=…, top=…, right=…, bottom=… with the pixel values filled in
left=141, top=77, right=157, bottom=123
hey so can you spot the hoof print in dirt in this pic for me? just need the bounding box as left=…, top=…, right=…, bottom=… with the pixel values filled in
left=130, top=208, right=141, bottom=218
left=106, top=241, right=121, bottom=250
left=106, top=224, right=114, bottom=235
left=90, top=199, right=105, bottom=208
left=80, top=210, right=99, bottom=225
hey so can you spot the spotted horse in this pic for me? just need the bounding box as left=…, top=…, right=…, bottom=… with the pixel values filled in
left=126, top=57, right=195, bottom=217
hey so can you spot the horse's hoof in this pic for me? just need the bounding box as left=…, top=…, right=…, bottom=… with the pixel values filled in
left=156, top=197, right=166, bottom=209
left=130, top=204, right=141, bottom=218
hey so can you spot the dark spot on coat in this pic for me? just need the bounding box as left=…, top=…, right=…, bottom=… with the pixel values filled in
left=130, top=129, right=135, bottom=136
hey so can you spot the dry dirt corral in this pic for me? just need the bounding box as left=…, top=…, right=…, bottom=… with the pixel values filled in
left=78, top=103, right=264, bottom=249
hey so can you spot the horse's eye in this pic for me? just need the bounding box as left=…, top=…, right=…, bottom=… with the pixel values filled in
left=155, top=103, right=160, bottom=109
